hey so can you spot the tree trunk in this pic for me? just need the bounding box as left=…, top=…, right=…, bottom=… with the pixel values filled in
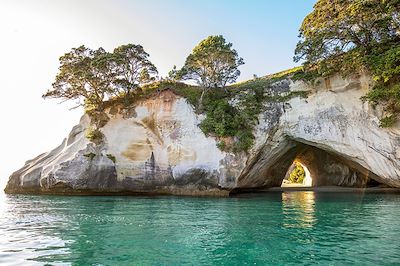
left=198, top=88, right=207, bottom=112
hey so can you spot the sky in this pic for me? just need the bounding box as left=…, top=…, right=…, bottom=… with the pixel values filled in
left=0, top=0, right=315, bottom=189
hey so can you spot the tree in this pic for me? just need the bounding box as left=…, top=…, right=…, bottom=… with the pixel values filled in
left=294, top=0, right=400, bottom=126
left=178, top=35, right=244, bottom=106
left=288, top=163, right=305, bottom=184
left=294, top=0, right=400, bottom=68
left=168, top=65, right=179, bottom=81
left=43, top=44, right=158, bottom=110
left=43, top=45, right=115, bottom=109
left=113, top=44, right=158, bottom=95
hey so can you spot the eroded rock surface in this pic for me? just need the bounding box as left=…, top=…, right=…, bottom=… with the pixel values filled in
left=238, top=74, right=400, bottom=189
left=5, top=75, right=400, bottom=195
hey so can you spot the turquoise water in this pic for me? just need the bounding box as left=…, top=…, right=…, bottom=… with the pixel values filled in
left=1, top=192, right=400, bottom=265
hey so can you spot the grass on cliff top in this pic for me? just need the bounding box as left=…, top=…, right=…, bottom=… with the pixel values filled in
left=103, top=66, right=306, bottom=108
left=97, top=67, right=309, bottom=153
left=229, top=66, right=303, bottom=90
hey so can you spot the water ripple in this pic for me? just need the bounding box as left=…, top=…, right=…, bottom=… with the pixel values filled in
left=1, top=192, right=400, bottom=265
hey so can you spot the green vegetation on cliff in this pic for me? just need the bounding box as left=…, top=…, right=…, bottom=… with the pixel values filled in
left=104, top=70, right=307, bottom=153
left=295, top=0, right=400, bottom=127
left=172, top=35, right=244, bottom=109
left=40, top=0, right=400, bottom=156
left=43, top=35, right=308, bottom=153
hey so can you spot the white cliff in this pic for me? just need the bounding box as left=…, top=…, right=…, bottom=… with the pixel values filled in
left=5, top=74, right=400, bottom=195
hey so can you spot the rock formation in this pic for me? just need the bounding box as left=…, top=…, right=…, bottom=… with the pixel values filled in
left=5, top=74, right=400, bottom=195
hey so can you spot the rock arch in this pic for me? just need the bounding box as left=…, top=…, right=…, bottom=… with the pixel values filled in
left=235, top=136, right=382, bottom=191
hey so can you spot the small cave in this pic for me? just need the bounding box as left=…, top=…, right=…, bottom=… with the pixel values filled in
left=232, top=139, right=386, bottom=194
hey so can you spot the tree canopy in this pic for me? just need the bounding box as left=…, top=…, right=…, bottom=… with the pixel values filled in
left=294, top=0, right=400, bottom=67
left=289, top=163, right=305, bottom=184
left=43, top=46, right=110, bottom=108
left=294, top=0, right=400, bottom=126
left=43, top=44, right=158, bottom=110
left=177, top=35, right=244, bottom=89
left=113, top=44, right=158, bottom=95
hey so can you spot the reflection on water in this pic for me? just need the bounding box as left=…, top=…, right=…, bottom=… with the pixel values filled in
left=1, top=192, right=400, bottom=265
left=282, top=191, right=316, bottom=228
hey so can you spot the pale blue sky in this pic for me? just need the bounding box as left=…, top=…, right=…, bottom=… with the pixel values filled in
left=0, top=0, right=315, bottom=187
left=118, top=0, right=315, bottom=78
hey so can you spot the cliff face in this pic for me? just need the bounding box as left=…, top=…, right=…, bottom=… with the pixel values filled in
left=5, top=75, right=400, bottom=195
left=240, top=75, right=400, bottom=189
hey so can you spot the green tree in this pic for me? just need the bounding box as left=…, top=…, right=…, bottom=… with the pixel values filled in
left=289, top=163, right=305, bottom=184
left=43, top=44, right=158, bottom=110
left=168, top=65, right=179, bottom=81
left=294, top=0, right=400, bottom=126
left=294, top=0, right=400, bottom=68
left=113, top=44, right=158, bottom=95
left=178, top=35, right=244, bottom=107
left=43, top=46, right=115, bottom=109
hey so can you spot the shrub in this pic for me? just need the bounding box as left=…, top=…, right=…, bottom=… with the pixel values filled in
left=379, top=115, right=396, bottom=128
left=86, top=127, right=104, bottom=143
left=288, top=163, right=305, bottom=184
left=84, top=153, right=96, bottom=161
left=106, top=154, right=116, bottom=163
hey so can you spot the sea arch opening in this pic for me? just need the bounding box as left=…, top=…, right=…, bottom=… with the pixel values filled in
left=281, top=161, right=313, bottom=187
left=233, top=138, right=385, bottom=194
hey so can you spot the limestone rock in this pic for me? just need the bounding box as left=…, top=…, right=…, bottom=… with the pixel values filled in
left=5, top=75, right=400, bottom=195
